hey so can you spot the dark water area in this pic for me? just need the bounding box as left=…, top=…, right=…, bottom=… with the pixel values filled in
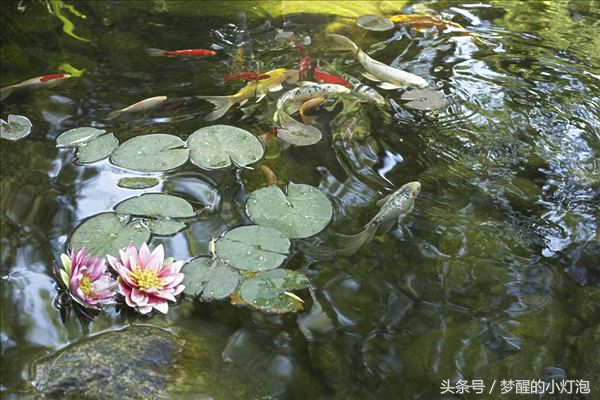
left=1, top=1, right=599, bottom=399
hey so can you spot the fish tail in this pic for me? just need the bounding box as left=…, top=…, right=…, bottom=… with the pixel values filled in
left=331, top=223, right=378, bottom=255
left=329, top=34, right=359, bottom=55
left=196, top=95, right=236, bottom=121
left=146, top=48, right=166, bottom=57
left=0, top=86, right=15, bottom=101
left=106, top=110, right=122, bottom=119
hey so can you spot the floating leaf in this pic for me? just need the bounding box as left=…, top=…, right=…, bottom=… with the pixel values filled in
left=186, top=125, right=263, bottom=170
left=117, top=177, right=160, bottom=189
left=56, top=127, right=106, bottom=147
left=110, top=134, right=189, bottom=172
left=216, top=225, right=290, bottom=272
left=147, top=218, right=186, bottom=236
left=276, top=123, right=322, bottom=146
left=246, top=183, right=333, bottom=239
left=357, top=15, right=395, bottom=31
left=76, top=133, right=119, bottom=163
left=68, top=213, right=150, bottom=258
left=400, top=88, right=447, bottom=111
left=115, top=193, right=195, bottom=219
left=1, top=114, right=32, bottom=141
left=181, top=257, right=239, bottom=300
left=239, top=269, right=309, bottom=313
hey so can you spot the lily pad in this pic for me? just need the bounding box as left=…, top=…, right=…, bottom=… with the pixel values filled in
left=115, top=193, right=195, bottom=219
left=216, top=225, right=290, bottom=272
left=147, top=218, right=186, bottom=236
left=186, top=125, right=263, bottom=170
left=56, top=127, right=106, bottom=147
left=357, top=15, right=395, bottom=31
left=110, top=134, right=189, bottom=172
left=239, top=269, right=309, bottom=313
left=400, top=88, right=447, bottom=111
left=1, top=114, right=32, bottom=141
left=68, top=213, right=150, bottom=258
left=76, top=133, right=119, bottom=163
left=276, top=123, right=322, bottom=146
left=117, top=177, right=160, bottom=189
left=181, top=257, right=239, bottom=300
left=246, top=183, right=333, bottom=239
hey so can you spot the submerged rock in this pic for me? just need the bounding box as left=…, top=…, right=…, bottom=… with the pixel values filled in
left=32, top=325, right=184, bottom=399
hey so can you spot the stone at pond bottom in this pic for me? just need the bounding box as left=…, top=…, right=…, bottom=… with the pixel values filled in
left=32, top=325, right=183, bottom=399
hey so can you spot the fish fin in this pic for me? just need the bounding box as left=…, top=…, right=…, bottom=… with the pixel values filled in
left=378, top=217, right=396, bottom=234
left=301, top=115, right=318, bottom=125
left=268, top=84, right=283, bottom=92
left=376, top=194, right=393, bottom=207
left=146, top=48, right=166, bottom=57
left=378, top=82, right=403, bottom=90
left=239, top=99, right=249, bottom=106
left=361, top=72, right=381, bottom=82
left=329, top=34, right=359, bottom=54
left=0, top=86, right=15, bottom=101
left=296, top=81, right=317, bottom=87
left=196, top=95, right=236, bottom=121
left=256, top=93, right=267, bottom=102
left=332, top=223, right=378, bottom=255
left=106, top=110, right=122, bottom=119
left=286, top=70, right=300, bottom=84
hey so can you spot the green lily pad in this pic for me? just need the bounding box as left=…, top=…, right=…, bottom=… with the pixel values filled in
left=239, top=269, right=309, bottom=313
left=276, top=123, right=322, bottom=146
left=357, top=15, right=395, bottom=31
left=56, top=127, right=106, bottom=147
left=115, top=193, right=195, bottom=219
left=110, top=134, right=189, bottom=172
left=216, top=225, right=290, bottom=272
left=246, top=183, right=333, bottom=239
left=147, top=218, right=186, bottom=236
left=186, top=125, right=263, bottom=170
left=400, top=89, right=447, bottom=111
left=117, top=177, right=160, bottom=189
left=68, top=212, right=150, bottom=258
left=181, top=257, right=240, bottom=300
left=76, top=133, right=119, bottom=163
left=1, top=114, right=33, bottom=141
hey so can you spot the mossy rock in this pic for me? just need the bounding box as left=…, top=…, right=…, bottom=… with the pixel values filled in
left=32, top=325, right=184, bottom=400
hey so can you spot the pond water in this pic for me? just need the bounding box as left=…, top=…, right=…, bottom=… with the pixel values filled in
left=1, top=1, right=599, bottom=399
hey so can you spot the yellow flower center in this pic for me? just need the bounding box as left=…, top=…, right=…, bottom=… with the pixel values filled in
left=129, top=267, right=163, bottom=291
left=80, top=275, right=94, bottom=297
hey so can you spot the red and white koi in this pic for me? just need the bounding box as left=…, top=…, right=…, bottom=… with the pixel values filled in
left=147, top=48, right=216, bottom=57
left=0, top=73, right=71, bottom=101
left=298, top=55, right=312, bottom=78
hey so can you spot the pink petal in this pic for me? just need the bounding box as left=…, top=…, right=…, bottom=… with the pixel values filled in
left=118, top=249, right=130, bottom=268
left=154, top=291, right=176, bottom=302
left=106, top=254, right=119, bottom=270
left=131, top=288, right=149, bottom=306
left=125, top=293, right=137, bottom=308
left=139, top=243, right=152, bottom=265
left=116, top=265, right=136, bottom=287
left=151, top=244, right=165, bottom=264
left=118, top=281, right=132, bottom=297
left=137, top=305, right=152, bottom=314
left=172, top=285, right=184, bottom=296
left=152, top=300, right=169, bottom=314
left=162, top=273, right=184, bottom=289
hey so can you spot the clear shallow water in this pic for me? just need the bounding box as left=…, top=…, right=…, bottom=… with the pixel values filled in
left=1, top=1, right=599, bottom=398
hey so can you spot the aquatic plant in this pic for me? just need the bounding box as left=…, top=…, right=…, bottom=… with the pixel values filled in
left=54, top=247, right=117, bottom=310
left=108, top=243, right=185, bottom=314
left=0, top=114, right=32, bottom=141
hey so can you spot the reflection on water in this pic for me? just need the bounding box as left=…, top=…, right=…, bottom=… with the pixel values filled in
left=1, top=0, right=599, bottom=398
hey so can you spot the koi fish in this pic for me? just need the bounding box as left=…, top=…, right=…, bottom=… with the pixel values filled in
left=197, top=68, right=300, bottom=121
left=1, top=73, right=72, bottom=101
left=298, top=55, right=312, bottom=78
left=260, top=165, right=277, bottom=185
left=329, top=34, right=428, bottom=89
left=223, top=72, right=271, bottom=83
left=333, top=181, right=421, bottom=255
left=107, top=96, right=168, bottom=119
left=313, top=62, right=352, bottom=88
left=389, top=14, right=465, bottom=33
left=147, top=48, right=216, bottom=57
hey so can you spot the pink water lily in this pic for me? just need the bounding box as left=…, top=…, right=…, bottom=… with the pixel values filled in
left=107, top=243, right=184, bottom=314
left=57, top=247, right=117, bottom=309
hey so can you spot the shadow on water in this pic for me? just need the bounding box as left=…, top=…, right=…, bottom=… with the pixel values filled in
left=1, top=0, right=599, bottom=398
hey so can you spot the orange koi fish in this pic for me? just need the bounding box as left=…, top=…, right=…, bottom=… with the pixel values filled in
left=313, top=62, right=352, bottom=88
left=147, top=48, right=216, bottom=57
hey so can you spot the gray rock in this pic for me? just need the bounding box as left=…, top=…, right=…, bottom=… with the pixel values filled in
left=33, top=325, right=183, bottom=399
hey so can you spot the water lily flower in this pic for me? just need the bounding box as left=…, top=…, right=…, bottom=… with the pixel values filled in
left=107, top=243, right=184, bottom=314
left=56, top=247, right=117, bottom=309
